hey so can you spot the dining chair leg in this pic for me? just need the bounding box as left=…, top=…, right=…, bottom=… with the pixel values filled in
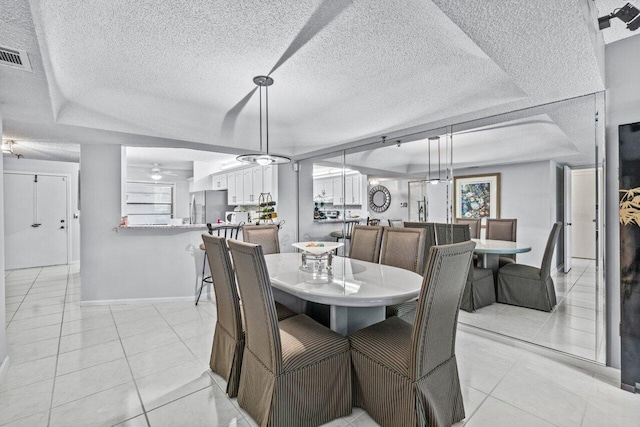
left=196, top=254, right=207, bottom=305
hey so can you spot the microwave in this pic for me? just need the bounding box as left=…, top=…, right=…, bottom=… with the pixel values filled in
left=226, top=211, right=250, bottom=224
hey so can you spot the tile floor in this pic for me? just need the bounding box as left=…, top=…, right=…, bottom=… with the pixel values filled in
left=2, top=264, right=637, bottom=426
left=459, top=258, right=605, bottom=361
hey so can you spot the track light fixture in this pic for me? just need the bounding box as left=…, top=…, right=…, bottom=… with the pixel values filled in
left=599, top=2, right=640, bottom=31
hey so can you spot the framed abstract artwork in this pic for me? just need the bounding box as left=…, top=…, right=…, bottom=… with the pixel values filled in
left=453, top=173, right=500, bottom=223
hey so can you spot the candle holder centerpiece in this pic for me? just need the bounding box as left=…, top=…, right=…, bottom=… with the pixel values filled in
left=291, top=242, right=344, bottom=281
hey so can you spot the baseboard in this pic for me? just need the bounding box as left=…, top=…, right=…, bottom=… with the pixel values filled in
left=458, top=323, right=619, bottom=378
left=0, top=356, right=10, bottom=385
left=80, top=293, right=213, bottom=306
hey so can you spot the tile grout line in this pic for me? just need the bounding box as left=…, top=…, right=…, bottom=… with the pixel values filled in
left=46, top=265, right=71, bottom=427
left=5, top=268, right=43, bottom=326
left=109, top=305, right=152, bottom=427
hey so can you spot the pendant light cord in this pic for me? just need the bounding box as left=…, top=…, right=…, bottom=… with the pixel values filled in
left=265, top=83, right=269, bottom=155
left=259, top=84, right=263, bottom=154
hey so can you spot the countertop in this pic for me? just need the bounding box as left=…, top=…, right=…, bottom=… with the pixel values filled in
left=313, top=218, right=363, bottom=223
left=117, top=223, right=245, bottom=230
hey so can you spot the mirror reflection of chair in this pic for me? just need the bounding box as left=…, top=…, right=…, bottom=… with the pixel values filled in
left=455, top=218, right=481, bottom=239
left=228, top=240, right=352, bottom=426
left=329, top=218, right=360, bottom=254
left=388, top=219, right=404, bottom=227
left=486, top=219, right=518, bottom=267
left=201, top=235, right=295, bottom=397
left=349, top=225, right=383, bottom=263
left=349, top=241, right=475, bottom=427
left=434, top=223, right=496, bottom=313
left=242, top=224, right=280, bottom=255
left=496, top=222, right=562, bottom=312
left=196, top=222, right=243, bottom=305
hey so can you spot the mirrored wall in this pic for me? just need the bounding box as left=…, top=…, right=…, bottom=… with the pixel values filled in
left=297, top=93, right=606, bottom=363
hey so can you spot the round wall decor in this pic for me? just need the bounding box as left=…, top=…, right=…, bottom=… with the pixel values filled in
left=369, top=185, right=391, bottom=213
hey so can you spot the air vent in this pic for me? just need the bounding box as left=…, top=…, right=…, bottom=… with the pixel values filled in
left=0, top=46, right=32, bottom=72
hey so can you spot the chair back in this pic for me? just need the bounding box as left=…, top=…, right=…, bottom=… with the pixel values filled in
left=201, top=235, right=243, bottom=341
left=388, top=219, right=403, bottom=227
left=380, top=227, right=426, bottom=274
left=435, top=223, right=471, bottom=245
left=344, top=219, right=359, bottom=237
left=228, top=240, right=283, bottom=374
left=540, top=222, right=563, bottom=280
left=455, top=218, right=481, bottom=239
left=404, top=222, right=437, bottom=274
left=349, top=225, right=383, bottom=263
left=242, top=224, right=280, bottom=254
left=409, top=241, right=475, bottom=380
left=486, top=219, right=517, bottom=241
left=207, top=223, right=243, bottom=240
left=367, top=217, right=381, bottom=226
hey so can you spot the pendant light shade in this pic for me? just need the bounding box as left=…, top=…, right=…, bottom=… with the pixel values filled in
left=236, top=75, right=291, bottom=166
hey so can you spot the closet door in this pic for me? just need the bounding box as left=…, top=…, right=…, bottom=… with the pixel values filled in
left=4, top=173, right=68, bottom=269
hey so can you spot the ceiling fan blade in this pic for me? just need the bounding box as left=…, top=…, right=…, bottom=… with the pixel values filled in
left=268, top=0, right=353, bottom=75
left=220, top=87, right=258, bottom=140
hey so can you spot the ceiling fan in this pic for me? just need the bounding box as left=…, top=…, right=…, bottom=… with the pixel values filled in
left=149, top=163, right=178, bottom=181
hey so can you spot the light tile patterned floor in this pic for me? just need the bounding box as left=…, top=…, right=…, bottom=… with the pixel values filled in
left=459, top=258, right=605, bottom=361
left=2, top=264, right=637, bottom=426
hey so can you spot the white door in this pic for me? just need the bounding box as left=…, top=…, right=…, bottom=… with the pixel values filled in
left=571, top=169, right=597, bottom=260
left=563, top=166, right=572, bottom=272
left=4, top=173, right=69, bottom=269
left=252, top=167, right=263, bottom=201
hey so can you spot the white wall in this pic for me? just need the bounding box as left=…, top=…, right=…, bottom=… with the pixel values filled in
left=2, top=158, right=80, bottom=262
left=80, top=144, right=207, bottom=302
left=604, top=35, right=640, bottom=368
left=0, top=109, right=8, bottom=380
left=276, top=164, right=298, bottom=252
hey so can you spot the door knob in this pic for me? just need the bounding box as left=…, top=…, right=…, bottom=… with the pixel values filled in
left=60, top=226, right=65, bottom=229
left=60, top=219, right=65, bottom=223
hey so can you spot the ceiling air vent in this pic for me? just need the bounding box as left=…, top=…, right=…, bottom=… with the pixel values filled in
left=0, top=46, right=32, bottom=72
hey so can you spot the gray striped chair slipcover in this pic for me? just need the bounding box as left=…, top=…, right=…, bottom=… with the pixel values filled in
left=455, top=218, right=481, bottom=239
left=349, top=225, right=384, bottom=263
left=228, top=240, right=351, bottom=426
left=201, top=235, right=295, bottom=398
left=486, top=218, right=518, bottom=266
left=242, top=224, right=280, bottom=255
left=496, top=222, right=562, bottom=312
left=380, top=226, right=426, bottom=274
left=349, top=241, right=475, bottom=427
left=385, top=223, right=433, bottom=319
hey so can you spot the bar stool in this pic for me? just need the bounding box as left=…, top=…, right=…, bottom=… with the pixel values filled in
left=196, top=222, right=243, bottom=305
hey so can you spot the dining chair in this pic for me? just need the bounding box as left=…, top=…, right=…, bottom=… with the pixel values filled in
left=386, top=222, right=436, bottom=318
left=496, top=222, right=562, bottom=312
left=349, top=241, right=475, bottom=427
left=196, top=222, right=243, bottom=305
left=228, top=240, right=352, bottom=426
left=201, top=235, right=295, bottom=397
left=486, top=218, right=518, bottom=266
left=455, top=218, right=481, bottom=239
left=434, top=223, right=496, bottom=313
left=242, top=224, right=280, bottom=255
left=388, top=218, right=404, bottom=227
left=329, top=218, right=359, bottom=242
left=434, top=223, right=471, bottom=245
left=379, top=227, right=426, bottom=274
left=349, top=225, right=384, bottom=263
left=367, top=217, right=381, bottom=226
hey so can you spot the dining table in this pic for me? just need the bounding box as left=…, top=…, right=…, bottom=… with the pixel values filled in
left=264, top=253, right=423, bottom=335
left=471, top=238, right=532, bottom=273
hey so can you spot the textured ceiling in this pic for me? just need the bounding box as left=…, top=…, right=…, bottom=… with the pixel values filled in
left=1, top=0, right=605, bottom=162
left=595, top=0, right=640, bottom=44
left=125, top=147, right=237, bottom=171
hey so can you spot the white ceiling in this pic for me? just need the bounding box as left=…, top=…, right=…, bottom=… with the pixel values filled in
left=595, top=0, right=640, bottom=44
left=125, top=147, right=237, bottom=171
left=1, top=0, right=605, bottom=162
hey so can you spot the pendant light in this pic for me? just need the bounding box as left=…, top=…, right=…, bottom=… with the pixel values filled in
left=236, top=75, right=291, bottom=166
left=427, top=136, right=451, bottom=184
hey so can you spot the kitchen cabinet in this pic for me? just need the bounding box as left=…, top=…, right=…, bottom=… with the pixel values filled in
left=313, top=177, right=333, bottom=202
left=333, top=177, right=344, bottom=205
left=226, top=166, right=279, bottom=205
left=211, top=174, right=227, bottom=190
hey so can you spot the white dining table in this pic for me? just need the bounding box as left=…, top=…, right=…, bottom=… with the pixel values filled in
left=264, top=253, right=423, bottom=335
left=471, top=238, right=532, bottom=273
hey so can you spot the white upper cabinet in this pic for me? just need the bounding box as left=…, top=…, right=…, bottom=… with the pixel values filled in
left=226, top=165, right=278, bottom=206
left=211, top=174, right=227, bottom=190
left=333, top=177, right=344, bottom=205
